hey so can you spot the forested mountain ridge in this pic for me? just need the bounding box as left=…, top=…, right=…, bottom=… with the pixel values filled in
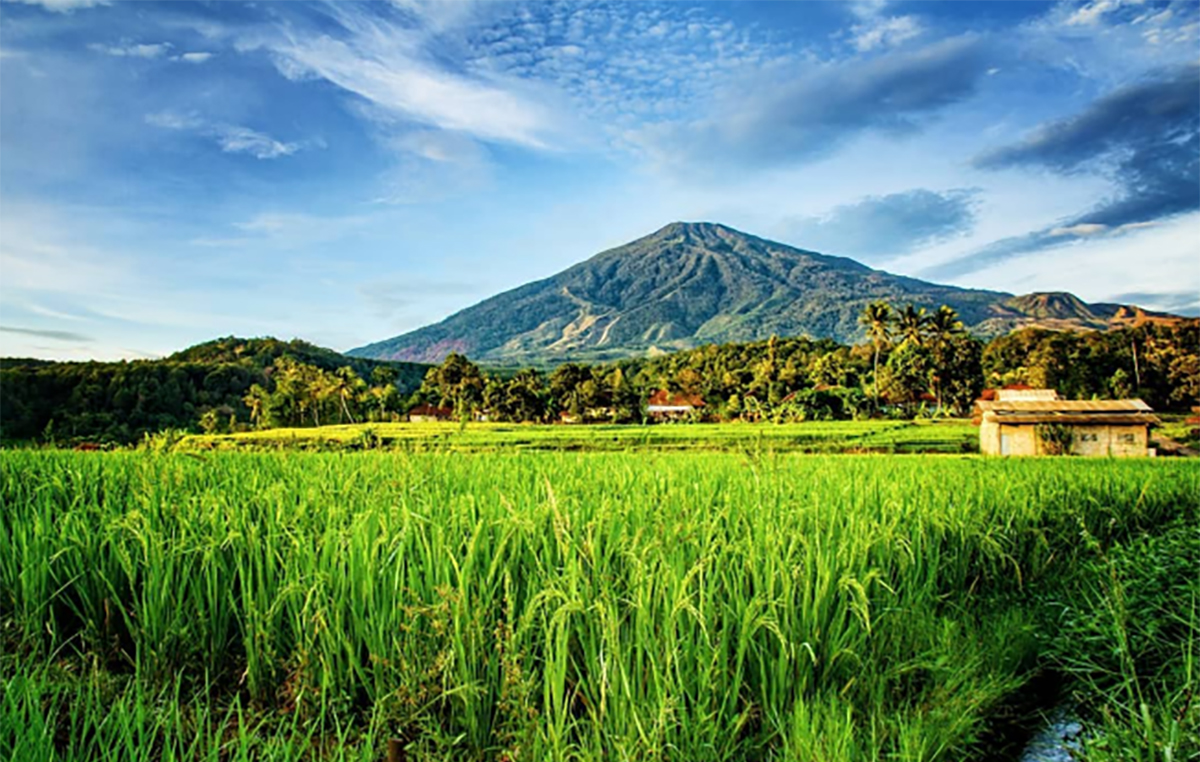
left=166, top=336, right=427, bottom=386
left=0, top=337, right=428, bottom=444
left=349, top=222, right=1191, bottom=365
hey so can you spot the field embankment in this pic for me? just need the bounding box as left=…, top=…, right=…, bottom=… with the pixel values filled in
left=2, top=452, right=1196, bottom=760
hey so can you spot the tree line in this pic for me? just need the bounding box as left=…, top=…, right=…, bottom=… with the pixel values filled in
left=409, top=302, right=1198, bottom=425
left=0, top=338, right=424, bottom=445
left=1, top=310, right=1196, bottom=444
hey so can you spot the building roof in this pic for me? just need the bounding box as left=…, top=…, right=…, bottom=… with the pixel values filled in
left=989, top=413, right=1160, bottom=426
left=647, top=390, right=705, bottom=408
left=977, top=399, right=1152, bottom=413
left=977, top=398, right=1159, bottom=426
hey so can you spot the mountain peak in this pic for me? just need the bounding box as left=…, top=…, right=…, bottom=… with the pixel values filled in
left=648, top=220, right=717, bottom=237
left=348, top=224, right=1186, bottom=365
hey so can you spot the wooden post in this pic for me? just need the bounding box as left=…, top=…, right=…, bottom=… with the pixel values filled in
left=387, top=737, right=405, bottom=762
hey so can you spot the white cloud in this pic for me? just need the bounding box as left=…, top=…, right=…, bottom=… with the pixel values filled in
left=1049, top=220, right=1159, bottom=237
left=964, top=212, right=1200, bottom=310
left=3, top=0, right=109, bottom=12
left=215, top=126, right=302, bottom=159
left=1020, top=0, right=1196, bottom=84
left=89, top=41, right=172, bottom=59
left=1065, top=0, right=1122, bottom=27
left=263, top=8, right=559, bottom=150
left=465, top=3, right=799, bottom=131
left=851, top=15, right=922, bottom=52
left=844, top=0, right=923, bottom=52
left=1049, top=222, right=1108, bottom=236
left=145, top=111, right=315, bottom=160
left=88, top=41, right=216, bottom=64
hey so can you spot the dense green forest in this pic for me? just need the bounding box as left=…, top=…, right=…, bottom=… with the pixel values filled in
left=0, top=338, right=427, bottom=445
left=408, top=305, right=1197, bottom=425
left=2, top=310, right=1197, bottom=445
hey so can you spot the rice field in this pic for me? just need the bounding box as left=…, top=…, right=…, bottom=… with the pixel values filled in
left=1, top=450, right=1197, bottom=761
left=181, top=419, right=979, bottom=454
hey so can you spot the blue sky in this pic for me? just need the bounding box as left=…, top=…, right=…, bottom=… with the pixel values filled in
left=1, top=0, right=1197, bottom=360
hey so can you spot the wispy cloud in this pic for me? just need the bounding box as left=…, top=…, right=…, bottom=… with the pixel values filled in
left=1019, top=0, right=1199, bottom=84
left=1064, top=0, right=1124, bottom=27
left=215, top=126, right=305, bottom=159
left=930, top=213, right=1200, bottom=314
left=89, top=41, right=172, bottom=58
left=845, top=0, right=923, bottom=52
left=1102, top=290, right=1200, bottom=316
left=0, top=325, right=93, bottom=342
left=190, top=211, right=371, bottom=249
left=89, top=40, right=215, bottom=63
left=787, top=188, right=978, bottom=261
left=3, top=0, right=108, bottom=13
left=146, top=111, right=318, bottom=159
left=637, top=35, right=993, bottom=171
left=261, top=5, right=559, bottom=150
left=931, top=63, right=1200, bottom=278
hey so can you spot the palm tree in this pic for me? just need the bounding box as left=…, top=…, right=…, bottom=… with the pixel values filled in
left=859, top=301, right=893, bottom=408
left=332, top=367, right=364, bottom=424
left=926, top=305, right=964, bottom=414
left=928, top=305, right=964, bottom=344
left=897, top=304, right=929, bottom=347
left=244, top=384, right=268, bottom=430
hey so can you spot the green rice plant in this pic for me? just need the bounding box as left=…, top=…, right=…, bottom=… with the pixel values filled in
left=2, top=451, right=1198, bottom=760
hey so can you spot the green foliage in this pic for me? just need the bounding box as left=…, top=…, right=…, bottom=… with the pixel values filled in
left=3, top=453, right=1197, bottom=759
left=1039, top=520, right=1200, bottom=760
left=0, top=337, right=427, bottom=445
left=5, top=319, right=1195, bottom=448
left=1035, top=423, right=1076, bottom=455
left=982, top=323, right=1200, bottom=410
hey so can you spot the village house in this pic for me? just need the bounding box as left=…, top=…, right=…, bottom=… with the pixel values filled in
left=647, top=390, right=705, bottom=421
left=407, top=404, right=453, bottom=422
left=976, top=396, right=1159, bottom=457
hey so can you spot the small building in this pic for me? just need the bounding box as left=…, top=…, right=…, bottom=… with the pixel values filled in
left=407, top=404, right=453, bottom=422
left=978, top=385, right=1060, bottom=402
left=647, top=390, right=705, bottom=420
left=976, top=398, right=1159, bottom=457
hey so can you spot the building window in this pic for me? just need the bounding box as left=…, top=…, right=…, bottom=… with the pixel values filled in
left=1119, top=433, right=1136, bottom=444
left=1079, top=432, right=1098, bottom=442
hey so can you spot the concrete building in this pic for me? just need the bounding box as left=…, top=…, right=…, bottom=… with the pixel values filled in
left=976, top=398, right=1158, bottom=457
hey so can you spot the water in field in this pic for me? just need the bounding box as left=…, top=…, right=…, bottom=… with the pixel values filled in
left=1019, top=707, right=1084, bottom=762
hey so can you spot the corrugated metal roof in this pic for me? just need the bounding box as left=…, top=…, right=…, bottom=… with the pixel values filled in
left=988, top=413, right=1160, bottom=425
left=977, top=399, right=1152, bottom=413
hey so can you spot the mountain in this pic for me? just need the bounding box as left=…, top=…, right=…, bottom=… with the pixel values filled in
left=350, top=222, right=1189, bottom=365
left=1, top=337, right=430, bottom=444
left=168, top=336, right=428, bottom=389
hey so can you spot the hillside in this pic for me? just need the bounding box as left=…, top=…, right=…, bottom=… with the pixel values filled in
left=350, top=223, right=1189, bottom=365
left=0, top=337, right=430, bottom=444
left=167, top=336, right=428, bottom=390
